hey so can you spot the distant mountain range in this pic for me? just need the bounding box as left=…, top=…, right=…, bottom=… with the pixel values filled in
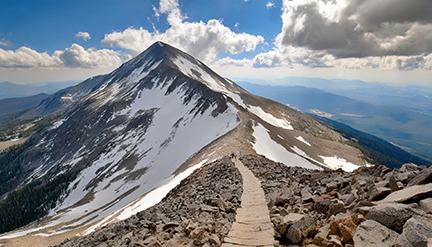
left=0, top=81, right=79, bottom=99
left=237, top=81, right=432, bottom=162
left=0, top=94, right=50, bottom=117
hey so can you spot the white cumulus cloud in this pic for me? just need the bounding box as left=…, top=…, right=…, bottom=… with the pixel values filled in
left=0, top=44, right=121, bottom=69
left=0, top=46, right=61, bottom=68
left=74, top=31, right=91, bottom=41
left=101, top=0, right=264, bottom=64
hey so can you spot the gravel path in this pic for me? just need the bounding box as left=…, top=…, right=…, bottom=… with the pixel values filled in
left=222, top=159, right=277, bottom=247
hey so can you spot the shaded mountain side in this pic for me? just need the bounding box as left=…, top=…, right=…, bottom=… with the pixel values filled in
left=0, top=94, right=50, bottom=117
left=0, top=81, right=79, bottom=99
left=311, top=114, right=432, bottom=168
left=19, top=75, right=106, bottom=119
left=0, top=77, right=104, bottom=125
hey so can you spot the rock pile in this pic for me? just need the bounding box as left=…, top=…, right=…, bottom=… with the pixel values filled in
left=240, top=155, right=432, bottom=247
left=55, top=157, right=242, bottom=247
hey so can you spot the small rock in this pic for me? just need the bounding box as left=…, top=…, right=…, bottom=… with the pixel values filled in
left=162, top=222, right=180, bottom=231
left=312, top=224, right=330, bottom=246
left=208, top=234, right=221, bottom=246
left=314, top=197, right=332, bottom=214
left=397, top=181, right=404, bottom=190
left=301, top=188, right=314, bottom=203
left=389, top=175, right=399, bottom=192
left=329, top=199, right=345, bottom=216
left=192, top=239, right=203, bottom=246
left=322, top=235, right=343, bottom=247
left=275, top=193, right=292, bottom=206
left=200, top=205, right=219, bottom=213
left=326, top=182, right=339, bottom=193
left=339, top=223, right=355, bottom=244
left=368, top=185, right=391, bottom=201
left=340, top=193, right=356, bottom=206
left=190, top=227, right=206, bottom=240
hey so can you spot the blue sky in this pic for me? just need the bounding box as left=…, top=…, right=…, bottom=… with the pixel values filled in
left=1, top=0, right=432, bottom=85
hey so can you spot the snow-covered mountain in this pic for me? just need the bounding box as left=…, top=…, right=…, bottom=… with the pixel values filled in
left=0, top=42, right=369, bottom=241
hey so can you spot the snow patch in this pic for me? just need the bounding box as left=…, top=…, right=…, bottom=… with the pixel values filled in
left=319, top=156, right=360, bottom=172
left=291, top=145, right=308, bottom=157
left=248, top=106, right=293, bottom=130
left=296, top=136, right=311, bottom=146
left=172, top=55, right=228, bottom=93
left=49, top=119, right=66, bottom=130
left=251, top=123, right=319, bottom=170
left=224, top=91, right=247, bottom=109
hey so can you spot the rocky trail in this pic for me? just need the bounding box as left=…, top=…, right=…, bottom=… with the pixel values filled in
left=222, top=159, right=277, bottom=247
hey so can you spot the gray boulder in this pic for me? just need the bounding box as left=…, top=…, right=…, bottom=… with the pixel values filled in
left=280, top=213, right=317, bottom=244
left=353, top=220, right=399, bottom=247
left=365, top=203, right=424, bottom=233
left=378, top=183, right=432, bottom=204
left=397, top=215, right=432, bottom=247
left=407, top=166, right=432, bottom=186
left=400, top=163, right=420, bottom=173
left=420, top=198, right=432, bottom=214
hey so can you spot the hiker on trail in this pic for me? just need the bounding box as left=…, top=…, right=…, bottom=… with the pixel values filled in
left=235, top=153, right=238, bottom=160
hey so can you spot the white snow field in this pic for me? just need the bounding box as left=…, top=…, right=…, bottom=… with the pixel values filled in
left=248, top=106, right=293, bottom=130
left=251, top=123, right=319, bottom=170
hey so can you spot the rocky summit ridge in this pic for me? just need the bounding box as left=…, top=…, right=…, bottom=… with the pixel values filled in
left=54, top=155, right=432, bottom=247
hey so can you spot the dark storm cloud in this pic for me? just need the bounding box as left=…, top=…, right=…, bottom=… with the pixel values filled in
left=280, top=0, right=432, bottom=58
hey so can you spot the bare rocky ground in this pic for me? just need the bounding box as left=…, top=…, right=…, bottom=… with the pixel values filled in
left=240, top=154, right=432, bottom=247
left=55, top=154, right=432, bottom=247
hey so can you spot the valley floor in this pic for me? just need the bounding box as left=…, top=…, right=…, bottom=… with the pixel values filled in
left=0, top=138, right=27, bottom=152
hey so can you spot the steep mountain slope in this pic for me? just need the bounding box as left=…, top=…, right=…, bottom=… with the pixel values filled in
left=238, top=81, right=432, bottom=162
left=0, top=42, right=369, bottom=244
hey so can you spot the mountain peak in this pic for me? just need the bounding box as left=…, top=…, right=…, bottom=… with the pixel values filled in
left=111, top=41, right=244, bottom=95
